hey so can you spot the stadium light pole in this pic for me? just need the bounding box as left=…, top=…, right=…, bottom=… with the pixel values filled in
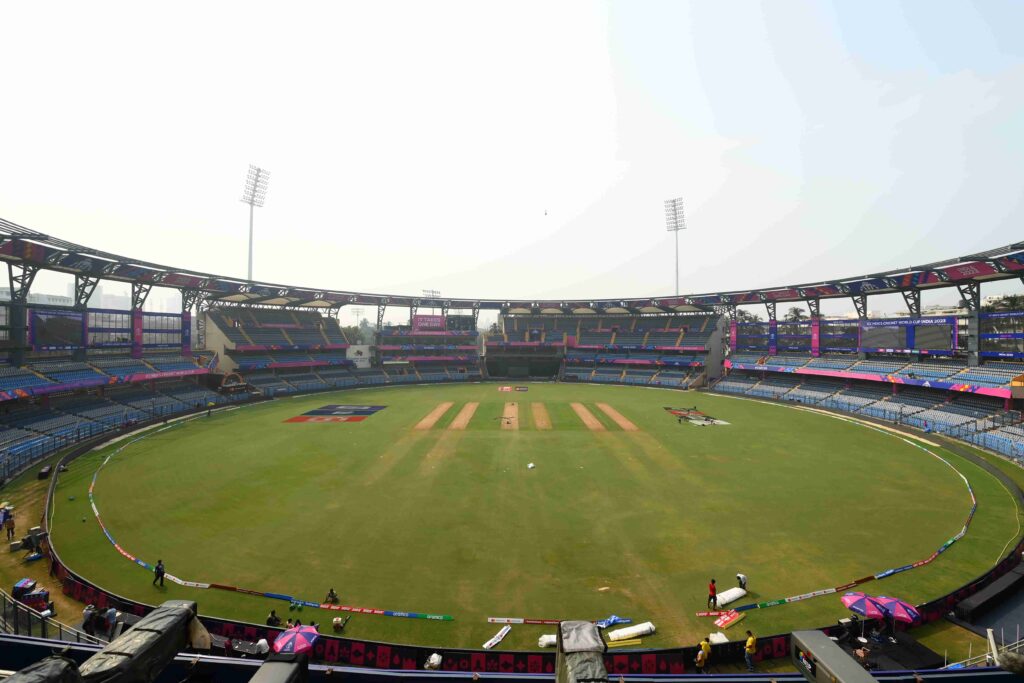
left=664, top=197, right=686, bottom=297
left=240, top=165, right=270, bottom=281
left=423, top=289, right=441, bottom=314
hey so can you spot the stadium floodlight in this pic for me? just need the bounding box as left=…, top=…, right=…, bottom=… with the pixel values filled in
left=664, top=197, right=687, bottom=297
left=423, top=289, right=441, bottom=313
left=240, top=164, right=271, bottom=281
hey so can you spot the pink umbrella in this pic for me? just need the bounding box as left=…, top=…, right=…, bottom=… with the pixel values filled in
left=840, top=592, right=887, bottom=620
left=874, top=596, right=921, bottom=623
left=273, top=625, right=320, bottom=654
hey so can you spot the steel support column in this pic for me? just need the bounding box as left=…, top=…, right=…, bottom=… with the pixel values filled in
left=901, top=289, right=921, bottom=317
left=806, top=298, right=820, bottom=319
left=852, top=295, right=867, bottom=319
left=132, top=282, right=152, bottom=310
left=957, top=282, right=981, bottom=367
left=74, top=275, right=100, bottom=308
left=956, top=282, right=981, bottom=311
left=180, top=289, right=203, bottom=312
left=7, top=263, right=39, bottom=304
left=6, top=263, right=39, bottom=366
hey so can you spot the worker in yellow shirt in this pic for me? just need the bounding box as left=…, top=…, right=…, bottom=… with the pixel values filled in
left=744, top=630, right=757, bottom=672
left=699, top=636, right=711, bottom=672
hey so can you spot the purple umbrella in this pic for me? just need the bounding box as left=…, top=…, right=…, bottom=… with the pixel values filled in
left=273, top=625, right=320, bottom=654
left=840, top=592, right=888, bottom=620
left=874, top=596, right=921, bottom=624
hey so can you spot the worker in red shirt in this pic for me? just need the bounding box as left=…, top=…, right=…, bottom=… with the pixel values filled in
left=707, top=578, right=717, bottom=609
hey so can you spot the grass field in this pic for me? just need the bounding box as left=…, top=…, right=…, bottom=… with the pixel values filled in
left=46, top=383, right=1022, bottom=651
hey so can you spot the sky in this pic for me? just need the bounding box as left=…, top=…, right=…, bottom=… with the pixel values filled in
left=1, top=1, right=1022, bottom=324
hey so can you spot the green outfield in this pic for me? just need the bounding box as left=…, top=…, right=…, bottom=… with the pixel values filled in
left=49, top=383, right=1022, bottom=650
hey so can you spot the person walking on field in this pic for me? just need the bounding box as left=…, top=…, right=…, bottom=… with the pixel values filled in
left=707, top=579, right=717, bottom=609
left=5, top=510, right=15, bottom=540
left=153, top=559, right=165, bottom=587
left=744, top=630, right=757, bottom=672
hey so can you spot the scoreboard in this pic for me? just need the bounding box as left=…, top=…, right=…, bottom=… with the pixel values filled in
left=859, top=316, right=956, bottom=355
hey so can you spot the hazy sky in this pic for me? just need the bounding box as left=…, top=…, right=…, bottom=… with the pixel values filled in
left=1, top=1, right=1022, bottom=323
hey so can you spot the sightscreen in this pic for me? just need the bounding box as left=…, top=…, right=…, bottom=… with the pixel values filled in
left=30, top=309, right=84, bottom=350
left=860, top=326, right=904, bottom=349
left=913, top=324, right=953, bottom=350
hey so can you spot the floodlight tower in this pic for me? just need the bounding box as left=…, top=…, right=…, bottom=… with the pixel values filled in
left=664, top=197, right=686, bottom=297
left=423, top=289, right=441, bottom=313
left=241, top=165, right=270, bottom=281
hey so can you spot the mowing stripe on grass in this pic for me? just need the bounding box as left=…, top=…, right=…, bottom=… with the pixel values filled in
left=570, top=402, right=605, bottom=431
left=449, top=402, right=479, bottom=430
left=596, top=403, right=638, bottom=431
left=531, top=403, right=552, bottom=430
left=501, top=402, right=519, bottom=430
left=415, top=402, right=454, bottom=430
left=84, top=421, right=454, bottom=620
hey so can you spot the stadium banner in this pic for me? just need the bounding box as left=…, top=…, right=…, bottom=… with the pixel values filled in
left=0, top=370, right=208, bottom=402
left=385, top=330, right=470, bottom=337
left=347, top=344, right=371, bottom=368
left=768, top=320, right=777, bottom=355
left=377, top=345, right=477, bottom=351
left=383, top=355, right=473, bottom=362
left=29, top=308, right=85, bottom=351
left=266, top=360, right=345, bottom=369
left=861, top=315, right=958, bottom=328
left=980, top=351, right=1024, bottom=359
left=729, top=320, right=737, bottom=350
left=810, top=318, right=820, bottom=357
left=233, top=343, right=349, bottom=352
left=384, top=329, right=476, bottom=337
left=0, top=376, right=114, bottom=401
left=605, top=358, right=702, bottom=367
left=122, top=368, right=208, bottom=383
left=981, top=311, right=1024, bottom=319
left=131, top=309, right=144, bottom=359
left=412, top=315, right=446, bottom=332
left=181, top=311, right=192, bottom=355
left=723, top=361, right=1012, bottom=398
left=486, top=341, right=561, bottom=347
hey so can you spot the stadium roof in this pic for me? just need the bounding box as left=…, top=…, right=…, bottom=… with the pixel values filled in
left=1, top=217, right=1022, bottom=314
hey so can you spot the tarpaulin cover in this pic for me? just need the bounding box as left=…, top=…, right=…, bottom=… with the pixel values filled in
left=557, top=621, right=608, bottom=683
left=5, top=657, right=83, bottom=683
left=79, top=600, right=195, bottom=683
left=560, top=621, right=605, bottom=653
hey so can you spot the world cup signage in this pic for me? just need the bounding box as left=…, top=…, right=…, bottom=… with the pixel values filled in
left=412, top=315, right=446, bottom=333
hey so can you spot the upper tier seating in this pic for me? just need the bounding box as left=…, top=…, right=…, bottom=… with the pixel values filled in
left=646, top=331, right=683, bottom=346
left=30, top=361, right=106, bottom=384
left=144, top=354, right=200, bottom=372
left=88, top=356, right=151, bottom=379
left=209, top=308, right=351, bottom=347
left=0, top=366, right=53, bottom=392
left=851, top=359, right=908, bottom=375
left=806, top=355, right=857, bottom=370
left=578, top=331, right=613, bottom=345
